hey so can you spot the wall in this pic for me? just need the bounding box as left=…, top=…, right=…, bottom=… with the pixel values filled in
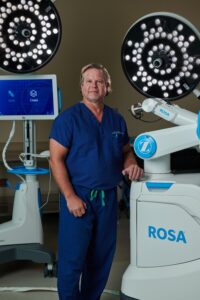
left=0, top=0, right=200, bottom=144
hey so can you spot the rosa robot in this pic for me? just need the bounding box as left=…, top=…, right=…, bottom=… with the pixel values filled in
left=120, top=12, right=200, bottom=300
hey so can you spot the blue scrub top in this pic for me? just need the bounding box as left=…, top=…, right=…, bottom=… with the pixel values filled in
left=50, top=102, right=129, bottom=189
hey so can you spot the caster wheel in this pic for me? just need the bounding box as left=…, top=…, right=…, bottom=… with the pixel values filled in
left=44, top=262, right=57, bottom=277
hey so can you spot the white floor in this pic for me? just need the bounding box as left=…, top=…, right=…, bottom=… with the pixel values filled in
left=0, top=212, right=130, bottom=300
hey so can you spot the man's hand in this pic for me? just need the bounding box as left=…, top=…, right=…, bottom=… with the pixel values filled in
left=122, top=164, right=143, bottom=181
left=66, top=194, right=87, bottom=217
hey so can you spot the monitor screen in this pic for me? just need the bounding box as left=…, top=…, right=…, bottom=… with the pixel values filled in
left=0, top=74, right=59, bottom=120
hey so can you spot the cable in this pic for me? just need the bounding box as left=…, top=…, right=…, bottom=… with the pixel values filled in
left=129, top=108, right=161, bottom=123
left=40, top=158, right=52, bottom=209
left=136, top=118, right=162, bottom=123
left=19, top=152, right=52, bottom=209
left=0, top=287, right=57, bottom=292
left=0, top=287, right=120, bottom=296
left=19, top=150, right=50, bottom=162
left=2, top=121, right=16, bottom=171
left=2, top=121, right=26, bottom=184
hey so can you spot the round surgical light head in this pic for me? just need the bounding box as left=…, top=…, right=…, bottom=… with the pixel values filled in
left=121, top=12, right=200, bottom=101
left=0, top=0, right=62, bottom=74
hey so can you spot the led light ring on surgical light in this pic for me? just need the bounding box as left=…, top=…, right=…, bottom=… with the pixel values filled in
left=121, top=12, right=200, bottom=101
left=0, top=0, right=62, bottom=74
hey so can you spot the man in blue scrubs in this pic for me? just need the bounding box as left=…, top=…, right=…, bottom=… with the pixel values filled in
left=49, top=63, right=143, bottom=300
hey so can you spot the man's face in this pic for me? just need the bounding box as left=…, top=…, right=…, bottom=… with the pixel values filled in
left=81, top=68, right=107, bottom=104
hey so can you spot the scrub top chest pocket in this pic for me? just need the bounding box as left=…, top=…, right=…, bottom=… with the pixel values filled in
left=111, top=130, right=124, bottom=158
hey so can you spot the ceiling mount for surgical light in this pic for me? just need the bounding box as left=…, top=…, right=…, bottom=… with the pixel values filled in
left=0, top=0, right=62, bottom=73
left=121, top=12, right=200, bottom=101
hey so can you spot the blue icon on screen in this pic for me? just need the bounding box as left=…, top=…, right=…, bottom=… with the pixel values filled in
left=30, top=90, right=38, bottom=97
left=8, top=90, right=15, bottom=97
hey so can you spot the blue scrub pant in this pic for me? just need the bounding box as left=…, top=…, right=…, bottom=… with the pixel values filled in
left=57, top=186, right=118, bottom=300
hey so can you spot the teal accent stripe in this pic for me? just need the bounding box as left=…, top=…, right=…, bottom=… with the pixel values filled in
left=146, top=182, right=173, bottom=189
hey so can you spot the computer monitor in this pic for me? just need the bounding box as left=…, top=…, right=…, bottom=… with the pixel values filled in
left=0, top=74, right=59, bottom=120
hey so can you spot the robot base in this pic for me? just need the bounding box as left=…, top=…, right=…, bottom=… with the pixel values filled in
left=0, top=176, right=57, bottom=277
left=121, top=177, right=200, bottom=300
left=0, top=244, right=56, bottom=277
left=121, top=260, right=200, bottom=300
left=0, top=243, right=54, bottom=264
left=121, top=292, right=138, bottom=300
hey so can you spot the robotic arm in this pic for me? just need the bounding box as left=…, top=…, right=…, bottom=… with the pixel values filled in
left=131, top=97, right=197, bottom=125
left=132, top=97, right=199, bottom=160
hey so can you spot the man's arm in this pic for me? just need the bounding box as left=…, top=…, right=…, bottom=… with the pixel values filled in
left=49, top=138, right=86, bottom=217
left=122, top=142, right=143, bottom=180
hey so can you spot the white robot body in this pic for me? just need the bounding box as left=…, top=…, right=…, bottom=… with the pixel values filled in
left=121, top=178, right=200, bottom=300
left=0, top=180, right=43, bottom=246
left=121, top=97, right=200, bottom=300
left=0, top=119, right=55, bottom=268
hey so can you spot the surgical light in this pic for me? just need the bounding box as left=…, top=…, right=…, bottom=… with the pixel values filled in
left=121, top=12, right=200, bottom=100
left=0, top=0, right=62, bottom=74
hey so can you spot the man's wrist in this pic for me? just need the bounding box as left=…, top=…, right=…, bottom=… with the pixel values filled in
left=65, top=192, right=76, bottom=201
